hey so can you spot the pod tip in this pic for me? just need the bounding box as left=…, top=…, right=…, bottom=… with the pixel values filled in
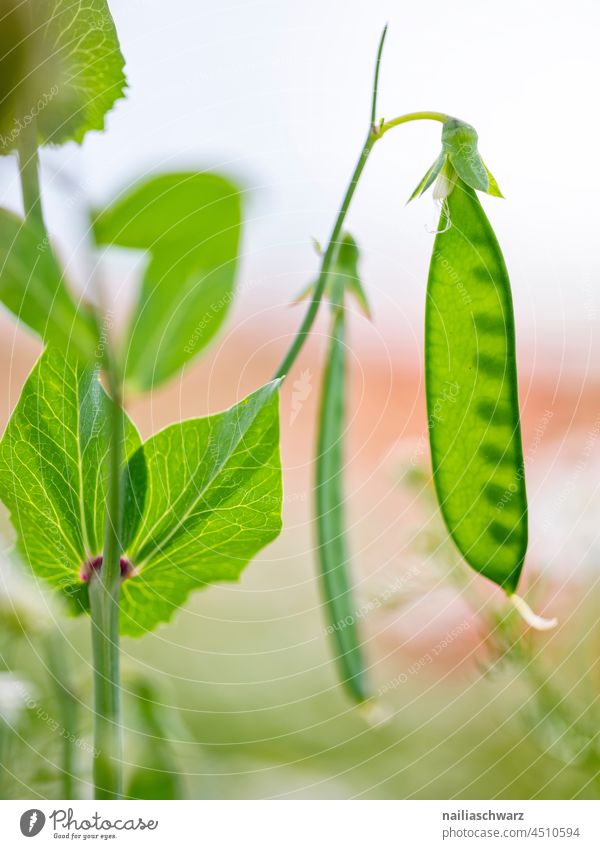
left=356, top=700, right=393, bottom=727
left=509, top=594, right=558, bottom=631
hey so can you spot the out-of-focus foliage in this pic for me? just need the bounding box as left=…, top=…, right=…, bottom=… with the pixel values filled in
left=92, top=172, right=242, bottom=390
left=0, top=0, right=126, bottom=152
left=0, top=211, right=99, bottom=361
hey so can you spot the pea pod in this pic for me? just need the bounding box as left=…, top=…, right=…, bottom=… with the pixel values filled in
left=425, top=179, right=527, bottom=593
left=315, top=280, right=368, bottom=702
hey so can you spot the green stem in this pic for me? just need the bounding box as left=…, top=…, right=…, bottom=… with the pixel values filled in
left=273, top=27, right=449, bottom=381
left=17, top=118, right=45, bottom=230
left=273, top=131, right=375, bottom=380
left=370, top=24, right=388, bottom=125
left=376, top=110, right=450, bottom=138
left=89, top=359, right=124, bottom=800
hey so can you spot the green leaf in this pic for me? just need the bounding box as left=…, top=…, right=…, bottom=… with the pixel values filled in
left=119, top=380, right=282, bottom=636
left=0, top=2, right=29, bottom=151
left=0, top=0, right=126, bottom=151
left=0, top=209, right=98, bottom=361
left=407, top=151, right=446, bottom=203
left=0, top=349, right=282, bottom=635
left=425, top=179, right=527, bottom=592
left=0, top=348, right=142, bottom=610
left=484, top=165, right=504, bottom=198
left=92, top=172, right=242, bottom=390
left=125, top=677, right=183, bottom=800
left=442, top=120, right=488, bottom=193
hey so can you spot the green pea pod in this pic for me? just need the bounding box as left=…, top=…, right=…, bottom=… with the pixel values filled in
left=425, top=179, right=527, bottom=593
left=315, top=284, right=368, bottom=702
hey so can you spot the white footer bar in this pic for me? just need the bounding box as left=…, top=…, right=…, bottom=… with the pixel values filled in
left=0, top=799, right=599, bottom=848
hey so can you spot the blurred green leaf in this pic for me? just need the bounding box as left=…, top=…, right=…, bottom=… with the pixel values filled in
left=0, top=348, right=142, bottom=610
left=126, top=678, right=183, bottom=800
left=120, top=380, right=282, bottom=635
left=0, top=209, right=98, bottom=361
left=92, top=172, right=242, bottom=390
left=0, top=0, right=126, bottom=152
left=0, top=2, right=29, bottom=151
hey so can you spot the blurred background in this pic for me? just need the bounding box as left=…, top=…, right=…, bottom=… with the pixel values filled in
left=1, top=0, right=600, bottom=799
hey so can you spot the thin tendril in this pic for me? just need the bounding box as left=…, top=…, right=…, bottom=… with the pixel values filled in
left=370, top=24, right=388, bottom=126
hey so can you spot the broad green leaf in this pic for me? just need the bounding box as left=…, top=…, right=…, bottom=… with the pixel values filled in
left=92, top=172, right=242, bottom=390
left=119, top=379, right=282, bottom=635
left=425, top=179, right=527, bottom=592
left=0, top=209, right=98, bottom=361
left=0, top=349, right=281, bottom=635
left=0, top=348, right=143, bottom=609
left=0, top=0, right=126, bottom=152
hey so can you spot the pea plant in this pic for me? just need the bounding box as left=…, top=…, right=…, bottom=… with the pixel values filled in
left=0, top=3, right=555, bottom=798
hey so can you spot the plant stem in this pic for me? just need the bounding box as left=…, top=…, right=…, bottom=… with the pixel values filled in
left=272, top=28, right=391, bottom=381
left=370, top=24, right=388, bottom=125
left=273, top=25, right=449, bottom=381
left=376, top=110, right=450, bottom=137
left=89, top=357, right=124, bottom=800
left=273, top=131, right=376, bottom=380
left=17, top=118, right=45, bottom=230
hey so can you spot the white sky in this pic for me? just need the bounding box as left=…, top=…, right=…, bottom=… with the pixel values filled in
left=3, top=0, right=600, bottom=369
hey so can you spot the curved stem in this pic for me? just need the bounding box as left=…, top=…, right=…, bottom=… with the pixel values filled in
left=273, top=132, right=375, bottom=380
left=376, top=110, right=450, bottom=138
left=273, top=34, right=450, bottom=380
left=272, top=24, right=389, bottom=381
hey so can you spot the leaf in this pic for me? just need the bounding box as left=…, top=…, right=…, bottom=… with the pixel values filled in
left=0, top=1, right=29, bottom=151
left=484, top=164, right=504, bottom=198
left=0, top=349, right=282, bottom=635
left=125, top=677, right=183, bottom=800
left=0, top=348, right=143, bottom=611
left=92, top=172, right=242, bottom=390
left=407, top=151, right=445, bottom=203
left=442, top=120, right=489, bottom=193
left=0, top=0, right=126, bottom=152
left=119, top=379, right=282, bottom=636
left=0, top=209, right=98, bottom=361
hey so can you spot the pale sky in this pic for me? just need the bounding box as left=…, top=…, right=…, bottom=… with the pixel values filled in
left=2, top=0, right=599, bottom=369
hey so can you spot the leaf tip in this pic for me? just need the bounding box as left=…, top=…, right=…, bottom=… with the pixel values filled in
left=356, top=700, right=393, bottom=727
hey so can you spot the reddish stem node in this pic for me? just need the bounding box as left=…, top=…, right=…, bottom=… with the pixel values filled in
left=80, top=555, right=136, bottom=583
